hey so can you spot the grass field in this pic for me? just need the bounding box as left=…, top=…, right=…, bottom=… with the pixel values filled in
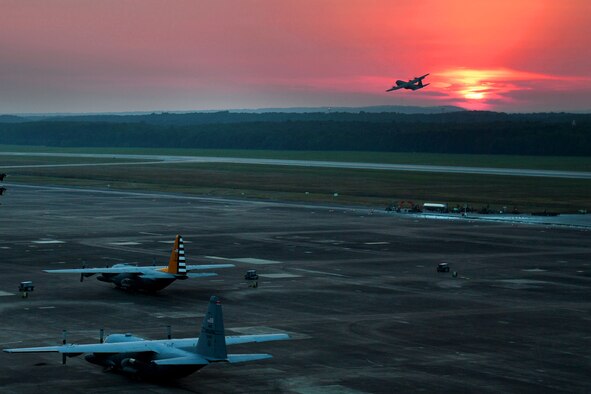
left=2, top=152, right=590, bottom=213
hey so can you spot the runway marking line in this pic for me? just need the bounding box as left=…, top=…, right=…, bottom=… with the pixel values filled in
left=32, top=240, right=64, bottom=244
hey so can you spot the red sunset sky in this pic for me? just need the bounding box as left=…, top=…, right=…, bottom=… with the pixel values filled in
left=1, top=0, right=590, bottom=113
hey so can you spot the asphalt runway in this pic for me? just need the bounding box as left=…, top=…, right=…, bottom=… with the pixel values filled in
left=3, top=151, right=591, bottom=179
left=0, top=185, right=590, bottom=393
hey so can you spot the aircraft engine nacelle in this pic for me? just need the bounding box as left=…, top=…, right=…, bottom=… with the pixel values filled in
left=120, top=357, right=155, bottom=376
left=120, top=277, right=134, bottom=289
left=113, top=276, right=140, bottom=290
left=120, top=358, right=140, bottom=375
left=104, top=333, right=145, bottom=343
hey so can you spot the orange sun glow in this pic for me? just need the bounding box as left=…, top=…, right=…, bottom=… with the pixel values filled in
left=435, top=68, right=563, bottom=109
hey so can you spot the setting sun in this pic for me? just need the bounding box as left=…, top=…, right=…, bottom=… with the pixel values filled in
left=429, top=67, right=590, bottom=110
left=463, top=90, right=486, bottom=100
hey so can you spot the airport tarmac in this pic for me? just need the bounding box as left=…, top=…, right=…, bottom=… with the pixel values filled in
left=0, top=185, right=590, bottom=393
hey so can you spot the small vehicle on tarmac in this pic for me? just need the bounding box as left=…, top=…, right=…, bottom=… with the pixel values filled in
left=244, top=270, right=259, bottom=280
left=437, top=262, right=450, bottom=273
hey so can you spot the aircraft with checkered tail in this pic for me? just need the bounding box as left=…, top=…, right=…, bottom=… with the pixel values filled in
left=4, top=296, right=290, bottom=379
left=43, top=235, right=234, bottom=292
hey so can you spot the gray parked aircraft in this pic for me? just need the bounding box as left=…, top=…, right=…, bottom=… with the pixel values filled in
left=44, top=235, right=234, bottom=292
left=386, top=73, right=430, bottom=91
left=4, top=296, right=290, bottom=379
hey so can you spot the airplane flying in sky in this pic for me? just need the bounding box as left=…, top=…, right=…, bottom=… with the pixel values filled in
left=386, top=73, right=430, bottom=91
left=44, top=235, right=234, bottom=292
left=4, top=296, right=290, bottom=379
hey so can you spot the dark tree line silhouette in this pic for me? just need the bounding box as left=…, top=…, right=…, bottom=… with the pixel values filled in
left=0, top=111, right=589, bottom=156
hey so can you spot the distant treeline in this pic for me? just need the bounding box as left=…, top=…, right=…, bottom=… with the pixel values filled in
left=0, top=111, right=590, bottom=156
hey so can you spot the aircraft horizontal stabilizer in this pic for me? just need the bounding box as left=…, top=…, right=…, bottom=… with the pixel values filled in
left=186, top=264, right=235, bottom=271
left=152, top=354, right=209, bottom=366
left=184, top=272, right=218, bottom=278
left=226, top=353, right=273, bottom=363
left=225, top=333, right=290, bottom=346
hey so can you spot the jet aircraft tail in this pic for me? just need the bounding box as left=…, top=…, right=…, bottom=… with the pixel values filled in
left=196, top=296, right=228, bottom=361
left=163, top=234, right=187, bottom=275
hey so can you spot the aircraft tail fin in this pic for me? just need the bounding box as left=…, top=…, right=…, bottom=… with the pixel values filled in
left=196, top=296, right=228, bottom=361
left=164, top=234, right=187, bottom=275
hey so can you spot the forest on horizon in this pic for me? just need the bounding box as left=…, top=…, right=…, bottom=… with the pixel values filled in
left=0, top=111, right=589, bottom=156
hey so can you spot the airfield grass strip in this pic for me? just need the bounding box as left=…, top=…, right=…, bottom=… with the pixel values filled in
left=6, top=162, right=591, bottom=213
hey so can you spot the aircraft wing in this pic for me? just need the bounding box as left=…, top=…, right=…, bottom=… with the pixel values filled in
left=4, top=341, right=160, bottom=354
left=416, top=73, right=429, bottom=80
left=386, top=86, right=402, bottom=92
left=44, top=263, right=233, bottom=275
left=44, top=266, right=183, bottom=279
left=44, top=266, right=162, bottom=275
left=225, top=333, right=290, bottom=346
left=185, top=264, right=234, bottom=271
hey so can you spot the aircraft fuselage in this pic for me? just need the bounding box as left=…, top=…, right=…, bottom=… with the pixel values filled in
left=86, top=351, right=203, bottom=379
left=84, top=334, right=204, bottom=379
left=96, top=273, right=176, bottom=292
